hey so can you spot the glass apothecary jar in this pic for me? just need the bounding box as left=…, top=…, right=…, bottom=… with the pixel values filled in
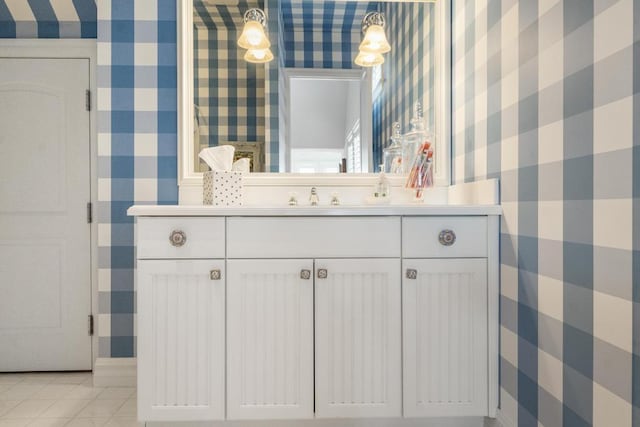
left=383, top=122, right=403, bottom=174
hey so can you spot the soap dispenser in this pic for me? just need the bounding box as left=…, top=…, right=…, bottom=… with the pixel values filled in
left=374, top=164, right=390, bottom=199
left=402, top=102, right=431, bottom=174
left=383, top=122, right=403, bottom=174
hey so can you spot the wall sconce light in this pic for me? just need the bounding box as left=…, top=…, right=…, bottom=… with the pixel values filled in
left=355, top=12, right=390, bottom=67
left=354, top=51, right=384, bottom=67
left=359, top=12, right=391, bottom=54
left=238, top=8, right=271, bottom=50
left=244, top=48, right=274, bottom=63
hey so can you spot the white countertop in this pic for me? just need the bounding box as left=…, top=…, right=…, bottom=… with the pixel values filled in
left=127, top=204, right=502, bottom=216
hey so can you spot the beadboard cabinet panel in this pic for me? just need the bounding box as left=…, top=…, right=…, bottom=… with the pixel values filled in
left=226, top=259, right=315, bottom=420
left=314, top=258, right=402, bottom=418
left=137, top=260, right=225, bottom=421
left=402, top=258, right=488, bottom=417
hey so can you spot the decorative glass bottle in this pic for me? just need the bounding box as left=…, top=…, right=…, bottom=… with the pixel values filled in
left=383, top=122, right=403, bottom=174
left=374, top=164, right=390, bottom=199
left=402, top=102, right=429, bottom=174
left=403, top=102, right=435, bottom=201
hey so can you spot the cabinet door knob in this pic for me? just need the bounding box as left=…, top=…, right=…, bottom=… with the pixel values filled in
left=406, top=269, right=417, bottom=280
left=317, top=269, right=328, bottom=279
left=300, top=269, right=311, bottom=280
left=438, top=229, right=456, bottom=246
left=210, top=269, right=221, bottom=280
left=169, top=230, right=187, bottom=247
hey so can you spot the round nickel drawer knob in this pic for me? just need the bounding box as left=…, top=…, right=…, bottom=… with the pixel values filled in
left=438, top=229, right=456, bottom=246
left=169, top=230, right=187, bottom=247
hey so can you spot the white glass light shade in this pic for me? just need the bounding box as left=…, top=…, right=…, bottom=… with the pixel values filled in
left=238, top=20, right=270, bottom=50
left=358, top=24, right=391, bottom=54
left=244, top=48, right=274, bottom=63
left=354, top=50, right=384, bottom=67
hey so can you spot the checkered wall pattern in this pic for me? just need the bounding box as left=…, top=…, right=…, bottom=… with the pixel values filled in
left=279, top=0, right=378, bottom=69
left=193, top=0, right=266, bottom=171
left=0, top=0, right=96, bottom=38
left=0, top=0, right=97, bottom=39
left=451, top=0, right=640, bottom=425
left=372, top=1, right=435, bottom=170
left=96, top=0, right=178, bottom=357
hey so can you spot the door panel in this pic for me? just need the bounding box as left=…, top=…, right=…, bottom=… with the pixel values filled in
left=315, top=258, right=402, bottom=418
left=137, top=260, right=225, bottom=421
left=403, top=258, right=488, bottom=417
left=226, top=259, right=314, bottom=420
left=0, top=58, right=91, bottom=371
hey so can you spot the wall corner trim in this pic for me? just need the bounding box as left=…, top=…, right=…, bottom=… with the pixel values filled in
left=93, top=357, right=136, bottom=387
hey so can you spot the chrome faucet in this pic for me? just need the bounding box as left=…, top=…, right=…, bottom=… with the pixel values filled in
left=309, top=187, right=320, bottom=206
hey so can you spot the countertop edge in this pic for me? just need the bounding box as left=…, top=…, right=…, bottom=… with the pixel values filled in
left=127, top=205, right=503, bottom=216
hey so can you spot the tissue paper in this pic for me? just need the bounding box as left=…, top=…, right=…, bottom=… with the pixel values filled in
left=232, top=158, right=251, bottom=174
left=199, top=145, right=235, bottom=171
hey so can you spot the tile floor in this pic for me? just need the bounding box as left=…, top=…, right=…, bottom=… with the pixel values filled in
left=0, top=372, right=141, bottom=427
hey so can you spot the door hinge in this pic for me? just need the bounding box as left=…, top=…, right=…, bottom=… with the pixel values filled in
left=85, top=89, right=91, bottom=111
left=86, top=202, right=93, bottom=224
left=88, top=315, right=94, bottom=336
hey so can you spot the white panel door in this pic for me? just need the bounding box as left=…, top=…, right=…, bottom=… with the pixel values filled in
left=403, top=258, right=488, bottom=417
left=315, top=258, right=401, bottom=418
left=227, top=259, right=314, bottom=420
left=0, top=58, right=91, bottom=371
left=137, top=260, right=225, bottom=421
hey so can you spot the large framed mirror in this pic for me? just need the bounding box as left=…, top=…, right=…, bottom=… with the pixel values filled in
left=177, top=0, right=450, bottom=186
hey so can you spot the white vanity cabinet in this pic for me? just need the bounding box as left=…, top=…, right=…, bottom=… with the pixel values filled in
left=225, top=217, right=402, bottom=420
left=137, top=259, right=226, bottom=421
left=226, top=259, right=315, bottom=420
left=129, top=206, right=500, bottom=424
left=402, top=258, right=487, bottom=417
left=314, top=258, right=401, bottom=418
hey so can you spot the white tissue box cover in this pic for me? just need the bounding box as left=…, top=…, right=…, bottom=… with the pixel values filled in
left=203, top=171, right=243, bottom=206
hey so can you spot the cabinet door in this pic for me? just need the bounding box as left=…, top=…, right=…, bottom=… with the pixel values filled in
left=137, top=260, right=225, bottom=421
left=227, top=259, right=314, bottom=420
left=315, top=258, right=402, bottom=418
left=403, top=259, right=488, bottom=417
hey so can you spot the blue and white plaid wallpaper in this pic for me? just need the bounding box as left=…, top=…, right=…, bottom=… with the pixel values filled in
left=452, top=0, right=640, bottom=425
left=279, top=0, right=377, bottom=69
left=193, top=0, right=266, bottom=171
left=373, top=1, right=434, bottom=170
left=0, top=0, right=96, bottom=38
left=96, top=0, right=178, bottom=357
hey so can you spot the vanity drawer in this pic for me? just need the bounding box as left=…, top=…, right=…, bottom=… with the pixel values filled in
left=402, top=217, right=487, bottom=258
left=227, top=217, right=400, bottom=258
left=137, top=217, right=225, bottom=259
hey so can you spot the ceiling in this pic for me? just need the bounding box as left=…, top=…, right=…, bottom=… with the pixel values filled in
left=194, top=0, right=380, bottom=33
left=193, top=0, right=263, bottom=31
left=280, top=0, right=379, bottom=34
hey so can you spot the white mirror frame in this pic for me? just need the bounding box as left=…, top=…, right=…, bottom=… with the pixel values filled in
left=177, top=0, right=450, bottom=195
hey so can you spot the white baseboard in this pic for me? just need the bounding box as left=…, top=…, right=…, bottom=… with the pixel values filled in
left=149, top=417, right=488, bottom=427
left=93, top=357, right=136, bottom=387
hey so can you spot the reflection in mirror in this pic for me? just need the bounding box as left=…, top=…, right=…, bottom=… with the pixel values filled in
left=193, top=0, right=436, bottom=173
